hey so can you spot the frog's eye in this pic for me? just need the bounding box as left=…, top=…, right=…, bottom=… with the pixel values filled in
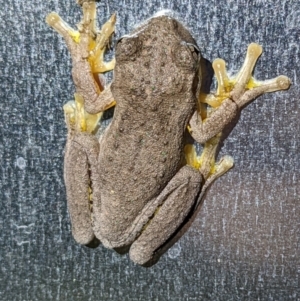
left=116, top=36, right=141, bottom=62
left=173, top=42, right=200, bottom=70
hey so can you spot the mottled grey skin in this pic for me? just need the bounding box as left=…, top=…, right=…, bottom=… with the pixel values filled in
left=62, top=13, right=290, bottom=265
left=97, top=17, right=203, bottom=255
left=64, top=16, right=200, bottom=264
left=67, top=16, right=209, bottom=265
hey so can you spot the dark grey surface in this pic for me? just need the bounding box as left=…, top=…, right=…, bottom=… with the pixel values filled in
left=0, top=0, right=299, bottom=300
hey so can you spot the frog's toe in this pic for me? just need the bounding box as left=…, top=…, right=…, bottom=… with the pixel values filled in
left=46, top=12, right=80, bottom=45
left=230, top=43, right=263, bottom=102
left=236, top=75, right=291, bottom=108
left=47, top=2, right=116, bottom=73
left=63, top=100, right=77, bottom=130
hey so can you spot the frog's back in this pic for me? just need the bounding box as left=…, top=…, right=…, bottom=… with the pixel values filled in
left=96, top=14, right=201, bottom=239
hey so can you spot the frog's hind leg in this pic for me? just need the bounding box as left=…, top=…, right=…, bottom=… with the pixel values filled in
left=188, top=135, right=234, bottom=207
left=129, top=165, right=203, bottom=265
left=129, top=136, right=234, bottom=266
left=64, top=94, right=102, bottom=245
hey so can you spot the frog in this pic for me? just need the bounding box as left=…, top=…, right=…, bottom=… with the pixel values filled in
left=46, top=1, right=290, bottom=265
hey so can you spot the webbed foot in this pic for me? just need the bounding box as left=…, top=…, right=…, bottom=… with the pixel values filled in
left=185, top=134, right=234, bottom=185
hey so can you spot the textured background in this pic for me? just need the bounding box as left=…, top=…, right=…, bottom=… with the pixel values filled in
left=0, top=0, right=299, bottom=300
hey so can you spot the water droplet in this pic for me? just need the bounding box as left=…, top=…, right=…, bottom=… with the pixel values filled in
left=15, top=157, right=26, bottom=170
left=168, top=243, right=182, bottom=259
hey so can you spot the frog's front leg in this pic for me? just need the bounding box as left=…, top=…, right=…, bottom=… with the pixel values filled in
left=189, top=43, right=291, bottom=143
left=46, top=1, right=116, bottom=114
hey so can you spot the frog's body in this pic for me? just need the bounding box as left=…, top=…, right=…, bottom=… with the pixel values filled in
left=47, top=2, right=290, bottom=265
left=95, top=17, right=200, bottom=248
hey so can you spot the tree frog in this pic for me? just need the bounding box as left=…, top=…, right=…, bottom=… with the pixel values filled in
left=46, top=1, right=290, bottom=265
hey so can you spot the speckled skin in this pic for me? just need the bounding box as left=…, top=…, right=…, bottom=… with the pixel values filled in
left=61, top=11, right=290, bottom=265
left=96, top=18, right=200, bottom=241
left=64, top=16, right=213, bottom=265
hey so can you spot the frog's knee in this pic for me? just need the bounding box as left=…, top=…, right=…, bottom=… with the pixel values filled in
left=129, top=242, right=152, bottom=265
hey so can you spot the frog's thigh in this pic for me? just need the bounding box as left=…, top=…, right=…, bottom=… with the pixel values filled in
left=129, top=165, right=203, bottom=265
left=64, top=133, right=100, bottom=245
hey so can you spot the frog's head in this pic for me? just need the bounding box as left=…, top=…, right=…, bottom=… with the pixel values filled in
left=112, top=13, right=201, bottom=103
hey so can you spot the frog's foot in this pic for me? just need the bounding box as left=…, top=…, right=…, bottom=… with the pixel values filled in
left=185, top=133, right=234, bottom=179
left=46, top=2, right=115, bottom=73
left=63, top=93, right=103, bottom=134
left=189, top=43, right=290, bottom=144
left=185, top=134, right=233, bottom=209
left=202, top=43, right=291, bottom=109
left=46, top=3, right=116, bottom=114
